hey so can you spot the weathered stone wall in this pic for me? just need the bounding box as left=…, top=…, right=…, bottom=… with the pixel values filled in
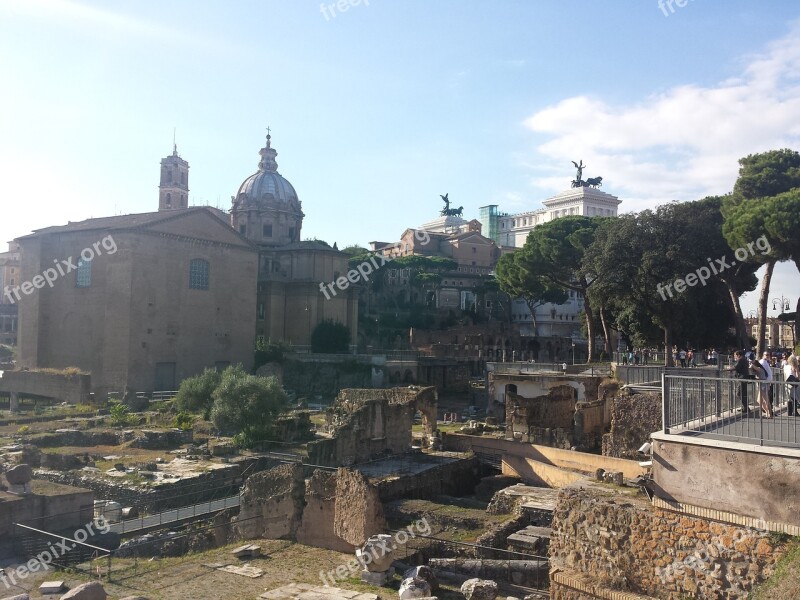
left=506, top=386, right=610, bottom=452
left=295, top=470, right=353, bottom=552
left=507, top=389, right=576, bottom=433
left=602, top=392, right=662, bottom=459
left=0, top=480, right=94, bottom=558
left=0, top=370, right=91, bottom=405
left=282, top=356, right=374, bottom=400
left=235, top=463, right=305, bottom=540
left=550, top=483, right=788, bottom=599
left=375, top=455, right=480, bottom=502
left=36, top=458, right=250, bottom=513
left=333, top=468, right=386, bottom=547
left=307, top=386, right=437, bottom=467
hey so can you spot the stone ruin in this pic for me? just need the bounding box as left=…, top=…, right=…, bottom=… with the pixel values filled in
left=505, top=378, right=614, bottom=451
left=307, top=387, right=438, bottom=467
left=233, top=463, right=386, bottom=552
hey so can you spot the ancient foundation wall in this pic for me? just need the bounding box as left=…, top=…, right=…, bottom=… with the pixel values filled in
left=602, top=393, right=662, bottom=459
left=375, top=456, right=481, bottom=502
left=550, top=483, right=788, bottom=599
left=0, top=370, right=91, bottom=405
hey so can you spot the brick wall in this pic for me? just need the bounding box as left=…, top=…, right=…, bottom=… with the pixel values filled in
left=550, top=484, right=787, bottom=599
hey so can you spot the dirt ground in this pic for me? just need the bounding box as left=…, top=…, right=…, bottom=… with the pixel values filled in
left=2, top=540, right=467, bottom=600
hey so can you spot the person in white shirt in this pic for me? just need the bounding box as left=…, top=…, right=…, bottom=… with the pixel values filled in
left=784, top=355, right=799, bottom=416
left=759, top=352, right=774, bottom=413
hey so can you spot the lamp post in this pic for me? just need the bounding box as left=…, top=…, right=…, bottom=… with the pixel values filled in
left=772, top=296, right=791, bottom=313
left=772, top=296, right=795, bottom=348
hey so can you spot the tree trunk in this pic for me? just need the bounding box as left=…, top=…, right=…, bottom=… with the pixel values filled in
left=525, top=300, right=539, bottom=333
left=664, top=327, right=674, bottom=367
left=756, top=260, right=776, bottom=356
left=583, top=294, right=595, bottom=362
left=724, top=282, right=749, bottom=349
left=599, top=305, right=612, bottom=356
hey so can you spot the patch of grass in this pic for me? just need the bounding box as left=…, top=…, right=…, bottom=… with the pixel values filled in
left=750, top=537, right=800, bottom=600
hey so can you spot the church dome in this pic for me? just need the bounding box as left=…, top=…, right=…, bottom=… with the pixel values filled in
left=234, top=132, right=298, bottom=204
left=237, top=170, right=297, bottom=202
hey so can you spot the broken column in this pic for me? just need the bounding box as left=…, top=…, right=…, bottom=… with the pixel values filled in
left=9, top=391, right=18, bottom=413
left=357, top=534, right=395, bottom=585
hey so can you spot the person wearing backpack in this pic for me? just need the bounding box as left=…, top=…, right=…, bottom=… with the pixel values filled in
left=749, top=358, right=773, bottom=418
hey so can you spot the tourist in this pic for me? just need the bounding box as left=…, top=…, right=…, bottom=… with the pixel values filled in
left=759, top=352, right=774, bottom=412
left=678, top=348, right=687, bottom=368
left=711, top=349, right=718, bottom=366
left=783, top=354, right=800, bottom=416
left=784, top=355, right=799, bottom=416
left=687, top=349, right=694, bottom=368
left=749, top=357, right=773, bottom=418
left=727, top=351, right=751, bottom=414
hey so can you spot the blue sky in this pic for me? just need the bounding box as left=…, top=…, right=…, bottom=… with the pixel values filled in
left=0, top=0, right=798, bottom=315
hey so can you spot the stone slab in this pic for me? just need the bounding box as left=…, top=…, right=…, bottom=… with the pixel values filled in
left=260, top=585, right=377, bottom=600
left=39, top=581, right=65, bottom=594
left=217, top=564, right=264, bottom=578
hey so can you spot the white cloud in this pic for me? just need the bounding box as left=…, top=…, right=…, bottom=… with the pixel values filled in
left=523, top=22, right=800, bottom=212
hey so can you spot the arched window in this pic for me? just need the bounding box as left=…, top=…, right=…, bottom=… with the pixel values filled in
left=189, top=259, right=209, bottom=290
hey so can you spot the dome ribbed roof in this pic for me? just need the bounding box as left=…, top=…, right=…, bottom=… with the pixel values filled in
left=235, top=133, right=298, bottom=203
left=237, top=170, right=298, bottom=202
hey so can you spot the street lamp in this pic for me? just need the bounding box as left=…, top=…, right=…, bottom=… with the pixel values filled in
left=772, top=296, right=796, bottom=348
left=772, top=296, right=791, bottom=313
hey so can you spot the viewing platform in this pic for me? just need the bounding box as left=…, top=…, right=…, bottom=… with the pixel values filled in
left=652, top=373, right=800, bottom=534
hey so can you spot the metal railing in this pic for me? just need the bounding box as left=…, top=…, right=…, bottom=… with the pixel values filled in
left=111, top=494, right=239, bottom=535
left=663, top=374, right=800, bottom=447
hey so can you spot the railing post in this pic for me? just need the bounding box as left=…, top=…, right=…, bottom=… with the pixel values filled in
left=662, top=373, right=670, bottom=434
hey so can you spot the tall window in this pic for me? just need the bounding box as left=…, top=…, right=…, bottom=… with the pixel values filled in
left=263, top=224, right=273, bottom=237
left=76, top=259, right=92, bottom=288
left=189, top=259, right=209, bottom=290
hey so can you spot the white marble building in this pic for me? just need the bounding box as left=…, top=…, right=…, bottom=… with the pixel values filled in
left=481, top=186, right=621, bottom=339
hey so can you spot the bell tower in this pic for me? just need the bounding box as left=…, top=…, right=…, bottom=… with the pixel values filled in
left=158, top=138, right=190, bottom=211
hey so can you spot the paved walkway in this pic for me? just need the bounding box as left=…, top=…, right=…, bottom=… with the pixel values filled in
left=260, top=583, right=378, bottom=599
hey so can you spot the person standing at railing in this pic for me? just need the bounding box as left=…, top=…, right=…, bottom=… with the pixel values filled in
left=784, top=355, right=799, bottom=416
left=749, top=358, right=773, bottom=418
left=759, top=352, right=774, bottom=414
left=727, top=351, right=751, bottom=414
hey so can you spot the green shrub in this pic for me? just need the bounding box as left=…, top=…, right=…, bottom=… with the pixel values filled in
left=175, top=368, right=221, bottom=418
left=210, top=365, right=288, bottom=445
left=311, top=320, right=350, bottom=353
left=172, top=411, right=194, bottom=431
left=109, top=402, right=137, bottom=427
left=17, top=425, right=30, bottom=435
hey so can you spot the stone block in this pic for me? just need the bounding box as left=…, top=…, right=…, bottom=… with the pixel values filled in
left=399, top=577, right=431, bottom=599
left=59, top=581, right=107, bottom=600
left=231, top=544, right=261, bottom=558
left=403, top=565, right=439, bottom=591
left=5, top=464, right=32, bottom=485
left=360, top=569, right=391, bottom=585
left=39, top=581, right=65, bottom=594
left=460, top=578, right=498, bottom=600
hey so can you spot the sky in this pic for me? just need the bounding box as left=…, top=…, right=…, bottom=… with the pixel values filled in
left=0, top=0, right=798, bottom=315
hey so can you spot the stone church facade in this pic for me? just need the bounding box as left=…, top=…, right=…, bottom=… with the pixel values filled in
left=14, top=133, right=358, bottom=395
